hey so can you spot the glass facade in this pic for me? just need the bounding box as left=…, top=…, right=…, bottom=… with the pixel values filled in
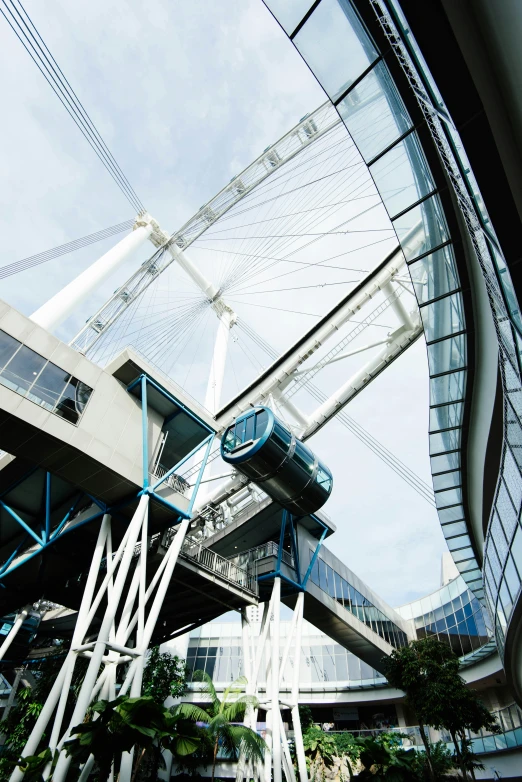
left=309, top=552, right=408, bottom=649
left=264, top=0, right=482, bottom=598
left=0, top=329, right=92, bottom=425
left=377, top=1, right=522, bottom=657
left=186, top=619, right=386, bottom=688
left=397, top=576, right=492, bottom=658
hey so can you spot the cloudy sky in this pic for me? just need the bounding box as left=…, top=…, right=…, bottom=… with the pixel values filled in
left=0, top=0, right=448, bottom=606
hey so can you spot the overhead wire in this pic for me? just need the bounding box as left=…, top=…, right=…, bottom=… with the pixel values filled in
left=0, top=0, right=145, bottom=213
left=0, top=220, right=134, bottom=279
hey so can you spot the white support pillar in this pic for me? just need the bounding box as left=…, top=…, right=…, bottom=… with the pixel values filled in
left=302, top=314, right=419, bottom=439
left=382, top=281, right=414, bottom=330
left=204, top=307, right=235, bottom=415
left=271, top=578, right=282, bottom=782
left=30, top=218, right=154, bottom=332
left=170, top=246, right=220, bottom=302
left=0, top=605, right=30, bottom=662
left=291, top=593, right=308, bottom=782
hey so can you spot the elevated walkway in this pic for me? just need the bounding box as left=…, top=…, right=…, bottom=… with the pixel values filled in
left=4, top=535, right=258, bottom=666
left=195, top=494, right=413, bottom=673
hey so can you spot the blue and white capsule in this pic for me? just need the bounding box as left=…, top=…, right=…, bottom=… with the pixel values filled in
left=221, top=407, right=332, bottom=515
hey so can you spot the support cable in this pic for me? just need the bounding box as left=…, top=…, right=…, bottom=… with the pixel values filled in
left=0, top=0, right=145, bottom=213
left=0, top=220, right=135, bottom=279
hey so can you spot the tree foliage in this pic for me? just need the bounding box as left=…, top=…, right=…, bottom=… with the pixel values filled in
left=0, top=655, right=89, bottom=780
left=383, top=637, right=498, bottom=781
left=191, top=670, right=266, bottom=782
left=63, top=695, right=201, bottom=782
left=356, top=736, right=417, bottom=782
left=142, top=646, right=188, bottom=704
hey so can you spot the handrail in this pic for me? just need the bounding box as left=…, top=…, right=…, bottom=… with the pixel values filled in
left=326, top=702, right=522, bottom=755
left=227, top=541, right=295, bottom=570
left=128, top=528, right=258, bottom=596
left=181, top=543, right=258, bottom=596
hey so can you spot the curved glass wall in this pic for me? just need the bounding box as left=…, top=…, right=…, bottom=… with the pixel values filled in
left=376, top=0, right=522, bottom=660
left=187, top=619, right=387, bottom=689
left=396, top=575, right=493, bottom=658
left=264, top=0, right=482, bottom=597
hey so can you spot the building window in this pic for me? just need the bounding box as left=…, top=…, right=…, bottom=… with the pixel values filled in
left=0, top=329, right=93, bottom=425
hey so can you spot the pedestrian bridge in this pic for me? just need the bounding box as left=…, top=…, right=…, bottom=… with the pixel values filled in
left=192, top=494, right=414, bottom=673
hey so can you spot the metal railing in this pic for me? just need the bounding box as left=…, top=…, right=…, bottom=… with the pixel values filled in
left=439, top=701, right=522, bottom=755
left=182, top=543, right=258, bottom=596
left=227, top=541, right=295, bottom=571
left=327, top=703, right=522, bottom=755
left=149, top=464, right=189, bottom=494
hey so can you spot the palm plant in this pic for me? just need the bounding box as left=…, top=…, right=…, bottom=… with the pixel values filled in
left=188, top=670, right=266, bottom=782
left=63, top=695, right=201, bottom=781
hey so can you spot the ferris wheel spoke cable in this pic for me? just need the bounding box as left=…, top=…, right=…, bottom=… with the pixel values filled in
left=216, top=167, right=385, bottom=292
left=217, top=190, right=376, bottom=292
left=216, top=114, right=397, bottom=224
left=146, top=306, right=207, bottom=366
left=234, top=320, right=435, bottom=505
left=211, top=142, right=363, bottom=254
left=213, top=130, right=351, bottom=212
left=0, top=0, right=145, bottom=213
left=213, top=135, right=369, bottom=291
left=307, top=384, right=435, bottom=506
left=216, top=125, right=351, bottom=215
left=225, top=200, right=389, bottom=293
left=208, top=141, right=362, bottom=230
left=91, top=293, right=205, bottom=365
left=199, top=193, right=379, bottom=237
left=230, top=280, right=361, bottom=296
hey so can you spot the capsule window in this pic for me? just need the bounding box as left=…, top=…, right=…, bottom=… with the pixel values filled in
left=244, top=413, right=256, bottom=442
left=254, top=408, right=269, bottom=438
left=271, top=421, right=293, bottom=453
left=316, top=465, right=332, bottom=492
left=294, top=440, right=315, bottom=476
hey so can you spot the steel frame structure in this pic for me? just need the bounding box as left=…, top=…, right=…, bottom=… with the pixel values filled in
left=7, top=374, right=215, bottom=782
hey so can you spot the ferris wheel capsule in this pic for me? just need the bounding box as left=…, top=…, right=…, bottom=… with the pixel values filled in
left=220, top=407, right=333, bottom=515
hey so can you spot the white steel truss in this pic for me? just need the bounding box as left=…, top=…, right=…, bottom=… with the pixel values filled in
left=215, top=222, right=424, bottom=437
left=10, top=497, right=192, bottom=782
left=232, top=584, right=307, bottom=782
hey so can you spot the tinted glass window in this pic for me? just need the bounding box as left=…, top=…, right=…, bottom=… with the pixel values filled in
left=0, top=344, right=46, bottom=395
left=0, top=329, right=21, bottom=368
left=294, top=0, right=378, bottom=102
left=27, top=361, right=71, bottom=411
left=254, top=409, right=269, bottom=438
left=244, top=413, right=255, bottom=442
left=55, top=378, right=93, bottom=424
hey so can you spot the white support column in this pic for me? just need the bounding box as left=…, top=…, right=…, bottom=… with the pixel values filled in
left=204, top=307, right=235, bottom=415
left=169, top=245, right=220, bottom=302
left=271, top=578, right=282, bottom=782
left=382, top=281, right=414, bottom=330
left=31, top=217, right=155, bottom=332
left=51, top=497, right=149, bottom=782
left=290, top=593, right=307, bottom=782
left=0, top=605, right=30, bottom=662
left=302, top=313, right=420, bottom=438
